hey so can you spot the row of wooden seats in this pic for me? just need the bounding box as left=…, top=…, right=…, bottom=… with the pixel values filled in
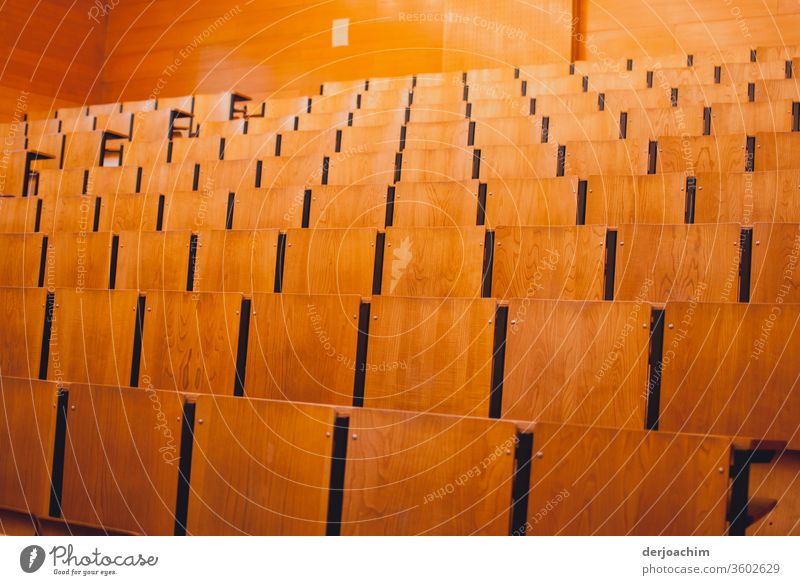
left=0, top=377, right=773, bottom=535
left=2, top=221, right=797, bottom=303
left=0, top=285, right=796, bottom=449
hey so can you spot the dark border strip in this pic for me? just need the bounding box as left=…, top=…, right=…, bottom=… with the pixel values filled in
left=108, top=234, right=119, bottom=289
left=38, top=236, right=48, bottom=287
left=275, top=134, right=283, bottom=156
left=576, top=180, right=587, bottom=225
left=603, top=229, right=617, bottom=300
left=325, top=417, right=350, bottom=536
left=509, top=432, right=533, bottom=535
left=541, top=116, right=550, bottom=143
left=472, top=149, right=481, bottom=179
left=130, top=294, right=145, bottom=387
left=173, top=400, right=195, bottom=536
left=226, top=192, right=235, bottom=229
left=786, top=60, right=793, bottom=79
left=745, top=136, right=755, bottom=172
left=750, top=49, right=757, bottom=62
left=135, top=167, right=143, bottom=193
left=233, top=298, right=251, bottom=397
left=529, top=98, right=536, bottom=115
left=82, top=170, right=89, bottom=194
left=714, top=66, right=722, bottom=84
left=48, top=388, right=68, bottom=518
left=34, top=199, right=42, bottom=232
left=385, top=186, right=395, bottom=227
left=393, top=152, right=403, bottom=183
left=301, top=189, right=312, bottom=228
left=647, top=140, right=658, bottom=174
left=274, top=233, right=286, bottom=293
left=646, top=308, right=665, bottom=430
left=321, top=156, right=330, bottom=185
left=619, top=112, right=628, bottom=139
left=166, top=141, right=173, bottom=163
left=646, top=71, right=653, bottom=88
left=335, top=129, right=342, bottom=153
left=598, top=93, right=605, bottom=111
left=582, top=75, right=589, bottom=92
left=255, top=160, right=263, bottom=187
left=728, top=447, right=776, bottom=536
left=156, top=195, right=165, bottom=231
left=739, top=227, right=753, bottom=303
left=685, top=176, right=697, bottom=224
left=92, top=197, right=101, bottom=232
left=703, top=107, right=712, bottom=135
left=192, top=163, right=200, bottom=191
left=521, top=80, right=527, bottom=96
left=482, top=230, right=495, bottom=298
left=186, top=234, right=198, bottom=292
left=352, top=302, right=370, bottom=407
left=399, top=126, right=407, bottom=151
left=671, top=88, right=678, bottom=107
left=468, top=120, right=476, bottom=146
left=687, top=54, right=694, bottom=66
left=626, top=58, right=633, bottom=71
left=219, top=137, right=226, bottom=160
left=476, top=183, right=487, bottom=226
left=38, top=291, right=55, bottom=380
left=793, top=102, right=800, bottom=132
left=556, top=145, right=566, bottom=177
left=372, top=232, right=385, bottom=295
left=748, top=83, right=755, bottom=103
left=488, top=304, right=508, bottom=419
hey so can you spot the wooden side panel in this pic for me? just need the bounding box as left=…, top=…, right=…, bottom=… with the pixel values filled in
left=393, top=181, right=479, bottom=227
left=308, top=184, right=388, bottom=229
left=0, top=288, right=46, bottom=379
left=61, top=385, right=182, bottom=535
left=484, top=178, right=578, bottom=227
left=585, top=174, right=686, bottom=226
left=364, top=296, right=495, bottom=416
left=0, top=197, right=39, bottom=232
left=492, top=226, right=606, bottom=300
left=751, top=223, right=800, bottom=303
left=187, top=396, right=334, bottom=535
left=503, top=300, right=650, bottom=428
left=0, top=233, right=45, bottom=287
left=747, top=451, right=800, bottom=535
left=48, top=289, right=138, bottom=386
left=140, top=291, right=241, bottom=394
left=232, top=187, right=306, bottom=230
left=117, top=231, right=191, bottom=292
left=195, top=229, right=279, bottom=293
left=53, top=232, right=114, bottom=290
left=341, top=409, right=516, bottom=535
left=527, top=423, right=731, bottom=535
left=97, top=193, right=161, bottom=232
left=615, top=223, right=741, bottom=303
left=283, top=228, right=376, bottom=296
left=660, top=302, right=800, bottom=449
left=0, top=377, right=59, bottom=516
left=382, top=226, right=485, bottom=297
left=244, top=293, right=360, bottom=405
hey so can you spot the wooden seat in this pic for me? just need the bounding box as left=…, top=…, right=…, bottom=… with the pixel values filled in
left=193, top=91, right=251, bottom=122
left=502, top=299, right=650, bottom=428
left=140, top=290, right=241, bottom=394
left=363, top=296, right=495, bottom=416
left=121, top=139, right=167, bottom=173
left=200, top=119, right=247, bottom=137
left=117, top=231, right=192, bottom=291
left=307, top=184, right=388, bottom=229
left=0, top=233, right=45, bottom=287
left=1, top=151, right=55, bottom=197
left=0, top=288, right=46, bottom=379
left=296, top=111, right=350, bottom=131
left=492, top=226, right=606, bottom=300
left=469, top=97, right=533, bottom=120
left=546, top=111, right=622, bottom=143
left=244, top=293, right=361, bottom=405
left=392, top=180, right=480, bottom=227
left=615, top=223, right=742, bottom=303
left=585, top=173, right=687, bottom=225
left=530, top=93, right=601, bottom=116
left=472, top=117, right=543, bottom=147
left=747, top=451, right=800, bottom=535
left=484, top=177, right=578, bottom=227
left=309, top=91, right=359, bottom=114
left=230, top=187, right=307, bottom=229
left=412, top=85, right=465, bottom=106
left=694, top=171, right=800, bottom=223
left=340, top=408, right=515, bottom=535
left=721, top=61, right=790, bottom=83
left=750, top=223, right=800, bottom=302
left=141, top=162, right=197, bottom=194
left=283, top=228, right=377, bottom=296
left=85, top=166, right=142, bottom=195
left=132, top=109, right=192, bottom=142
left=524, top=423, right=731, bottom=535
left=0, top=378, right=61, bottom=526
left=195, top=229, right=279, bottom=293
left=187, top=396, right=334, bottom=535
left=602, top=88, right=673, bottom=112
left=47, top=289, right=138, bottom=385
left=407, top=101, right=468, bottom=123
left=52, top=231, right=114, bottom=289
left=357, top=89, right=409, bottom=112
left=382, top=226, right=485, bottom=297
left=675, top=83, right=746, bottom=107
left=660, top=302, right=800, bottom=449
left=60, top=384, right=184, bottom=534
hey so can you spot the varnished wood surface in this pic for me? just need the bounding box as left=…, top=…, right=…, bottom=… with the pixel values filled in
left=751, top=223, right=800, bottom=303
left=0, top=288, right=46, bottom=379
left=195, top=229, right=279, bottom=293
left=0, top=233, right=45, bottom=288
left=585, top=173, right=687, bottom=226
left=117, top=231, right=192, bottom=292
left=484, top=178, right=578, bottom=227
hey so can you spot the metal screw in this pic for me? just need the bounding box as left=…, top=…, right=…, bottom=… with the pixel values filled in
left=535, top=451, right=544, bottom=459
left=642, top=323, right=647, bottom=328
left=373, top=315, right=378, bottom=320
left=718, top=467, right=724, bottom=474
left=326, top=431, right=331, bottom=438
left=755, top=240, right=761, bottom=245
left=198, top=419, right=204, bottom=424
left=70, top=405, right=75, bottom=410
left=619, top=241, right=624, bottom=246
left=668, top=323, right=674, bottom=329
left=351, top=433, right=358, bottom=440
left=505, top=448, right=511, bottom=455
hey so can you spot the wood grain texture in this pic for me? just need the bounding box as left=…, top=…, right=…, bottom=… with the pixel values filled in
left=751, top=223, right=800, bottom=303
left=405, top=121, right=471, bottom=150
left=86, top=166, right=143, bottom=195
left=747, top=451, right=800, bottom=535
left=39, top=195, right=97, bottom=234
left=400, top=147, right=475, bottom=182
left=615, top=223, right=742, bottom=303
left=223, top=134, right=279, bottom=161
left=187, top=396, right=334, bottom=535
left=503, top=300, right=650, bottom=428
left=0, top=288, right=46, bottom=380
left=341, top=408, right=516, bottom=535
left=393, top=181, right=480, bottom=227
left=0, top=377, right=59, bottom=516
left=198, top=159, right=262, bottom=192
left=755, top=132, right=800, bottom=171
left=326, top=151, right=397, bottom=186
left=0, top=233, right=45, bottom=288
left=161, top=189, right=231, bottom=231
left=484, top=177, right=578, bottom=227
left=711, top=101, right=795, bottom=136
left=308, top=184, right=388, bottom=229
left=0, top=508, right=37, bottom=535
left=564, top=139, right=649, bottom=176
left=525, top=423, right=731, bottom=535
left=195, top=229, right=279, bottom=293
left=244, top=293, right=360, bottom=405
left=0, top=197, right=39, bottom=232
left=140, top=290, right=241, bottom=395
left=117, top=231, right=192, bottom=292
left=694, top=171, right=800, bottom=224
left=231, top=187, right=306, bottom=230
left=48, top=289, right=138, bottom=386
left=283, top=228, right=376, bottom=296
left=97, top=194, right=161, bottom=232
left=261, top=155, right=324, bottom=188
left=53, top=232, right=114, bottom=290
left=660, top=302, right=800, bottom=448
left=656, top=135, right=747, bottom=174
left=61, top=384, right=183, bottom=535
left=585, top=173, right=687, bottom=226
left=492, top=226, right=606, bottom=300
left=479, top=144, right=561, bottom=179
left=382, top=226, right=485, bottom=297
left=364, top=296, right=495, bottom=416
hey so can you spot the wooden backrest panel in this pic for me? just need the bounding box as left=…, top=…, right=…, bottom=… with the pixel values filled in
left=61, top=384, right=183, bottom=534
left=564, top=139, right=649, bottom=176
left=503, top=300, right=649, bottom=429
left=0, top=288, right=46, bottom=379
left=341, top=409, right=515, bottom=535
left=754, top=132, right=800, bottom=172
left=656, top=135, right=746, bottom=174
left=615, top=223, right=741, bottom=303
left=140, top=290, right=241, bottom=394
left=161, top=189, right=231, bottom=231
left=585, top=173, right=687, bottom=226
left=245, top=293, right=360, bottom=405
left=261, top=155, right=323, bottom=188
left=751, top=223, right=800, bottom=303
left=53, top=232, right=114, bottom=290
left=195, top=230, right=279, bottom=293
left=484, top=178, right=578, bottom=227
left=39, top=195, right=97, bottom=234
left=326, top=151, right=397, bottom=185
left=364, top=296, right=495, bottom=416
left=479, top=144, right=560, bottom=179
left=117, top=231, right=191, bottom=292
left=694, top=171, right=800, bottom=224
left=0, top=233, right=45, bottom=288
left=660, top=302, right=800, bottom=449
left=0, top=377, right=59, bottom=516
left=526, top=423, right=731, bottom=535
left=97, top=193, right=161, bottom=232
left=400, top=147, right=475, bottom=182
left=232, top=187, right=306, bottom=230
left=187, top=396, right=333, bottom=535
left=492, top=226, right=606, bottom=300
left=0, top=197, right=39, bottom=233
left=283, top=228, right=376, bottom=296
left=393, top=181, right=480, bottom=227
left=308, top=184, right=388, bottom=229
left=382, top=226, right=485, bottom=297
